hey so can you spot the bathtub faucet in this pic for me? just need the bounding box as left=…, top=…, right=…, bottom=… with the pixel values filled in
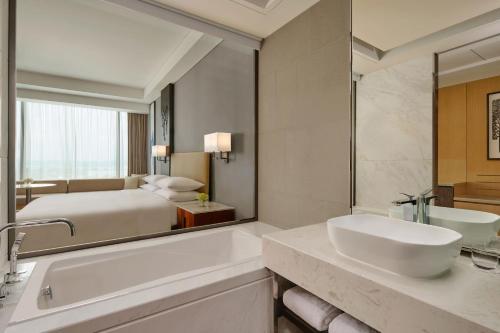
left=0, top=218, right=76, bottom=288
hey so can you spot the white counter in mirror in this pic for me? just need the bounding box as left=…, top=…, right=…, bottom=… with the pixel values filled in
left=327, top=214, right=462, bottom=278
left=1, top=222, right=280, bottom=333
left=389, top=205, right=500, bottom=246
left=263, top=222, right=500, bottom=333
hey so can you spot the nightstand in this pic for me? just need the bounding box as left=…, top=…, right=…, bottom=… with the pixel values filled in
left=176, top=202, right=235, bottom=228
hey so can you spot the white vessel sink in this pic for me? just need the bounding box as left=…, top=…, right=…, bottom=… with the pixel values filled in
left=389, top=205, right=500, bottom=246
left=327, top=214, right=463, bottom=278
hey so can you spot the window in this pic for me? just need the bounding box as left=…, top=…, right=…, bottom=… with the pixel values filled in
left=16, top=100, right=128, bottom=180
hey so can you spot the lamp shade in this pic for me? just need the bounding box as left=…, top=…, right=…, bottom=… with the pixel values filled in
left=204, top=132, right=231, bottom=153
left=152, top=145, right=170, bottom=157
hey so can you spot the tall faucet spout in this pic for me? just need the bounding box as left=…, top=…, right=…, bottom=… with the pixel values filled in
left=0, top=218, right=76, bottom=236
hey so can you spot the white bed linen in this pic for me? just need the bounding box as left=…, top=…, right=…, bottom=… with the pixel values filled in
left=16, top=189, right=177, bottom=252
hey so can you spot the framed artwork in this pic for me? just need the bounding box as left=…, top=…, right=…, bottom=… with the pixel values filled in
left=487, top=91, right=500, bottom=159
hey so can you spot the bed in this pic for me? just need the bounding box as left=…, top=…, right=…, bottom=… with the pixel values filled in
left=15, top=152, right=210, bottom=254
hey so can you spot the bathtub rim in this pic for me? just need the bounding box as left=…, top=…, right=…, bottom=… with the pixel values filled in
left=6, top=222, right=279, bottom=331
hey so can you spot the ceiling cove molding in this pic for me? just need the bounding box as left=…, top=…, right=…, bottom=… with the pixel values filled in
left=17, top=70, right=145, bottom=102
left=103, top=0, right=262, bottom=50
left=353, top=37, right=383, bottom=61
left=17, top=88, right=149, bottom=114
left=143, top=32, right=222, bottom=102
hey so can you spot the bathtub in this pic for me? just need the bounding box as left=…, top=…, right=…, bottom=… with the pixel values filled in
left=5, top=223, right=278, bottom=333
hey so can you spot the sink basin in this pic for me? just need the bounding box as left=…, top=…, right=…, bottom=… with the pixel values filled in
left=327, top=214, right=463, bottom=278
left=389, top=205, right=500, bottom=246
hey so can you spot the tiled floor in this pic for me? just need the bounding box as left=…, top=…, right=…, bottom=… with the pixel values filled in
left=278, top=316, right=304, bottom=333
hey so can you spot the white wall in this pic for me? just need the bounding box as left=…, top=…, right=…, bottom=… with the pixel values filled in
left=355, top=56, right=434, bottom=211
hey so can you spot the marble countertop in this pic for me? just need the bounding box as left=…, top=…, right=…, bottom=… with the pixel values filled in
left=263, top=223, right=500, bottom=333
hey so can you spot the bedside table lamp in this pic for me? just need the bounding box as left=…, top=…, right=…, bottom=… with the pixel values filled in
left=152, top=145, right=170, bottom=163
left=204, top=132, right=231, bottom=163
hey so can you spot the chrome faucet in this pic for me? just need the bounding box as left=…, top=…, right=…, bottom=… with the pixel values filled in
left=8, top=232, right=26, bottom=283
left=0, top=218, right=75, bottom=291
left=392, top=193, right=418, bottom=222
left=392, top=189, right=437, bottom=224
left=416, top=189, right=437, bottom=225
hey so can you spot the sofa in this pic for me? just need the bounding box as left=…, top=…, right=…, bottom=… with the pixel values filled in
left=16, top=178, right=126, bottom=209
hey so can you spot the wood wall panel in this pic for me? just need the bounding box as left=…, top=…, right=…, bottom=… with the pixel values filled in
left=437, top=84, right=467, bottom=184
left=454, top=201, right=500, bottom=215
left=438, top=76, right=500, bottom=185
left=466, top=76, right=500, bottom=182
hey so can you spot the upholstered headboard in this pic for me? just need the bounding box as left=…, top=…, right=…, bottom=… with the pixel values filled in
left=170, top=152, right=210, bottom=194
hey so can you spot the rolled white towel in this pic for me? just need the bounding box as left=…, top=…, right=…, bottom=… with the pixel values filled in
left=283, top=286, right=343, bottom=331
left=329, top=313, right=378, bottom=333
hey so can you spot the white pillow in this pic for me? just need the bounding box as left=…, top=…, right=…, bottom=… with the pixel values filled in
left=143, top=174, right=168, bottom=185
left=140, top=184, right=159, bottom=192
left=156, top=176, right=204, bottom=192
left=155, top=189, right=198, bottom=202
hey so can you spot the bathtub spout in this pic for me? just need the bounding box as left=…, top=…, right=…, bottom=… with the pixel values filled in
left=0, top=218, right=76, bottom=286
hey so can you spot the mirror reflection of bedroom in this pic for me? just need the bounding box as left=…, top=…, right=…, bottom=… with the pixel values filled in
left=14, top=0, right=256, bottom=256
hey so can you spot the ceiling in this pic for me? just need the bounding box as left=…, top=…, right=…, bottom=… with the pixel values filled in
left=18, top=0, right=193, bottom=88
left=439, top=36, right=500, bottom=72
left=353, top=0, right=500, bottom=51
left=439, top=35, right=500, bottom=87
left=353, top=0, right=500, bottom=75
left=16, top=0, right=223, bottom=107
left=151, top=0, right=319, bottom=38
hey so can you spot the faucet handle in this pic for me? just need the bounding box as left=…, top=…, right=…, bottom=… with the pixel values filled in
left=400, top=193, right=415, bottom=200
left=420, top=188, right=434, bottom=197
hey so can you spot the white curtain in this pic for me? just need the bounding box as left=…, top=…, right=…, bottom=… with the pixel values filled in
left=17, top=101, right=128, bottom=180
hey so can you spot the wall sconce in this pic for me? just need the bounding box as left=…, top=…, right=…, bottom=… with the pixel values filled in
left=152, top=145, right=170, bottom=163
left=204, top=132, right=231, bottom=163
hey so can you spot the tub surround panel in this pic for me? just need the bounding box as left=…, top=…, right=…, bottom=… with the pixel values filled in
left=259, top=0, right=351, bottom=229
left=6, top=262, right=270, bottom=333
left=102, top=278, right=273, bottom=333
left=263, top=223, right=500, bottom=333
left=356, top=56, right=433, bottom=211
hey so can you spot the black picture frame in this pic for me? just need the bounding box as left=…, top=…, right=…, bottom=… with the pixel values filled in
left=487, top=91, right=500, bottom=160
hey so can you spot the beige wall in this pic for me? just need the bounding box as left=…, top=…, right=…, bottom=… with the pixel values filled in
left=258, top=0, right=351, bottom=229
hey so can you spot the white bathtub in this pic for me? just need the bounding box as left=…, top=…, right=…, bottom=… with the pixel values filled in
left=6, top=223, right=278, bottom=333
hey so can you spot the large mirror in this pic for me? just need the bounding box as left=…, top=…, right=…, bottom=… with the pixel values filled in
left=436, top=35, right=500, bottom=255
left=12, top=0, right=256, bottom=257
left=352, top=3, right=500, bottom=259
